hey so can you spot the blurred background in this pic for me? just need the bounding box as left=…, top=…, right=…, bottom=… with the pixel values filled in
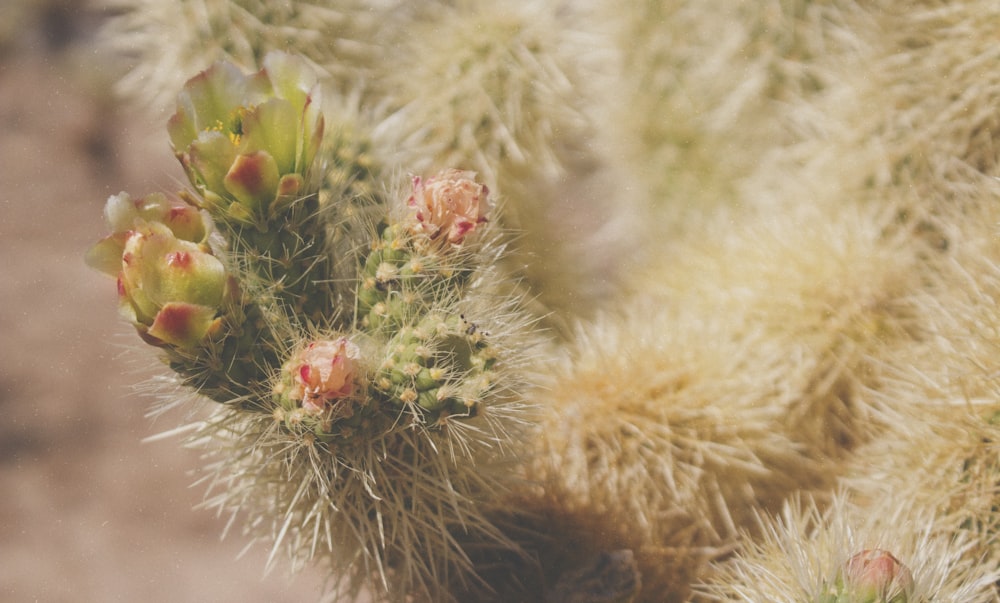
left=0, top=1, right=325, bottom=600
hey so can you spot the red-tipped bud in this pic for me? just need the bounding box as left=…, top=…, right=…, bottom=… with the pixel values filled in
left=837, top=549, right=914, bottom=603
left=115, top=222, right=227, bottom=348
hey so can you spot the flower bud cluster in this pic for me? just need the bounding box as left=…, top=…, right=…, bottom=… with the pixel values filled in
left=87, top=49, right=528, bottom=603
left=167, top=52, right=324, bottom=225
left=86, top=192, right=227, bottom=349
left=86, top=54, right=334, bottom=400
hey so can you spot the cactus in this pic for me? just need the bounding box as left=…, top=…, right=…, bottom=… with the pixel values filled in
left=83, top=2, right=1000, bottom=602
left=86, top=50, right=541, bottom=602
left=99, top=0, right=405, bottom=112
left=698, top=493, right=1000, bottom=602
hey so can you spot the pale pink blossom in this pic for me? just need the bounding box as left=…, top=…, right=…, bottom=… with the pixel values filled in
left=289, top=338, right=360, bottom=414
left=407, top=169, right=489, bottom=245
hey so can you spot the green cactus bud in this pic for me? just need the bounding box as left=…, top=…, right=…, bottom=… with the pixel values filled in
left=114, top=222, right=227, bottom=348
left=389, top=366, right=409, bottom=386
left=414, top=367, right=442, bottom=391
left=167, top=51, right=324, bottom=223
left=417, top=389, right=444, bottom=412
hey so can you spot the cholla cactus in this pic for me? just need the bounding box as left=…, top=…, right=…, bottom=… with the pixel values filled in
left=98, top=0, right=404, bottom=112
left=839, top=184, right=1000, bottom=581
left=487, top=298, right=835, bottom=602
left=87, top=51, right=541, bottom=602
left=596, top=0, right=864, bottom=212
left=84, top=3, right=1000, bottom=603
left=698, top=493, right=1000, bottom=603
left=629, top=197, right=926, bottom=464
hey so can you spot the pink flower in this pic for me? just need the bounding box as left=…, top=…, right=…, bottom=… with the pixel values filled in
left=840, top=549, right=914, bottom=603
left=289, top=338, right=360, bottom=414
left=407, top=169, right=489, bottom=245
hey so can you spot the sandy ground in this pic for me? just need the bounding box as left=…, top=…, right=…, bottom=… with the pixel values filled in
left=0, top=8, right=327, bottom=602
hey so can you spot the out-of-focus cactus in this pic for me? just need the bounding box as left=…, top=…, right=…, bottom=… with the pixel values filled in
left=629, top=198, right=926, bottom=464
left=699, top=493, right=1000, bottom=602
left=99, top=0, right=404, bottom=112
left=596, top=0, right=863, bottom=214
left=839, top=183, right=1000, bottom=583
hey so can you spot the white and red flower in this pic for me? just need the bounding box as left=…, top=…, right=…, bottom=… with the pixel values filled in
left=406, top=168, right=489, bottom=245
left=287, top=338, right=360, bottom=414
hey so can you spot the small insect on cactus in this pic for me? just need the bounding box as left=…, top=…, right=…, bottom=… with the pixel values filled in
left=86, top=51, right=540, bottom=602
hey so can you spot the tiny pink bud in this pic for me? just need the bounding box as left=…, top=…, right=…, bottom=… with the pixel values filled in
left=406, top=168, right=489, bottom=245
left=839, top=549, right=914, bottom=603
left=288, top=338, right=360, bottom=414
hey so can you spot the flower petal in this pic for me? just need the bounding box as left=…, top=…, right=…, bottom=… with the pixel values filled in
left=188, top=131, right=239, bottom=201
left=84, top=233, right=128, bottom=277
left=169, top=61, right=248, bottom=149
left=240, top=99, right=299, bottom=175
left=224, top=151, right=280, bottom=214
left=147, top=302, right=220, bottom=348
